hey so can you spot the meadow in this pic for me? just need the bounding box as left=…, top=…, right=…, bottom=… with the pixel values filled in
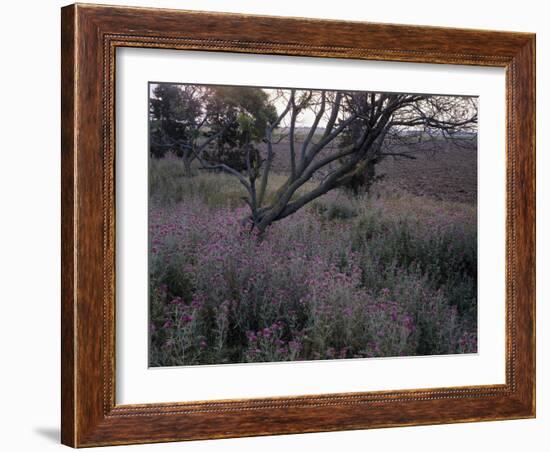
left=148, top=152, right=478, bottom=366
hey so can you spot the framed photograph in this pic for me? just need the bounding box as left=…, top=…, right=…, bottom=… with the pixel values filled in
left=61, top=3, right=535, bottom=447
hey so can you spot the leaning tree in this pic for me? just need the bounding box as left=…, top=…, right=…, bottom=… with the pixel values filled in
left=199, top=88, right=477, bottom=233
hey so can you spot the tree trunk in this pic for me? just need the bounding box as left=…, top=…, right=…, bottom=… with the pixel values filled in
left=182, top=155, right=194, bottom=177
left=342, top=159, right=378, bottom=196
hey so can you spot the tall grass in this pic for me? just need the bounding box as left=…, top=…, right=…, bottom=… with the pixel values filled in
left=149, top=156, right=477, bottom=366
left=149, top=153, right=317, bottom=208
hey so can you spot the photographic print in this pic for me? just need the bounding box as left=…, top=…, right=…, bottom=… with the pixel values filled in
left=148, top=83, right=478, bottom=367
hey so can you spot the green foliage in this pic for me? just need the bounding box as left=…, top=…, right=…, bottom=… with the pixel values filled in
left=207, top=86, right=278, bottom=144
left=313, top=196, right=358, bottom=220
left=149, top=83, right=279, bottom=174
left=203, top=86, right=278, bottom=170
left=149, top=84, right=203, bottom=158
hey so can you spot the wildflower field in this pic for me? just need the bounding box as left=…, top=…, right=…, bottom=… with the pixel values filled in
left=149, top=154, right=478, bottom=366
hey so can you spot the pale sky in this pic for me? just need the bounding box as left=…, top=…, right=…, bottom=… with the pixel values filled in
left=264, top=88, right=330, bottom=129
left=149, top=83, right=477, bottom=131
left=149, top=83, right=326, bottom=128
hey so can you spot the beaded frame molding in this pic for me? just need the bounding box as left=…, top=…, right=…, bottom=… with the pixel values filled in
left=61, top=3, right=535, bottom=447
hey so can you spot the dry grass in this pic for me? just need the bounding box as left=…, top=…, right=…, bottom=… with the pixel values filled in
left=150, top=154, right=319, bottom=208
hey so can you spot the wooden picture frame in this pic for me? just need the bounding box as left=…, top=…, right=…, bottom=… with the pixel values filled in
left=61, top=3, right=535, bottom=447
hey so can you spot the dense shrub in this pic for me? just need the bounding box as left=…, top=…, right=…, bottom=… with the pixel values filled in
left=149, top=169, right=477, bottom=366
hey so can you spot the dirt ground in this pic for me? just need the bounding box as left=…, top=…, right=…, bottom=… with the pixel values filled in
left=377, top=144, right=477, bottom=204
left=261, top=139, right=477, bottom=205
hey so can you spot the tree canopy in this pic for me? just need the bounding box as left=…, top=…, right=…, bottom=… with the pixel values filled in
left=149, top=84, right=477, bottom=232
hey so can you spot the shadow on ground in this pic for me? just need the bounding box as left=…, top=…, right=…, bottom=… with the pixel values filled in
left=34, top=427, right=59, bottom=443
